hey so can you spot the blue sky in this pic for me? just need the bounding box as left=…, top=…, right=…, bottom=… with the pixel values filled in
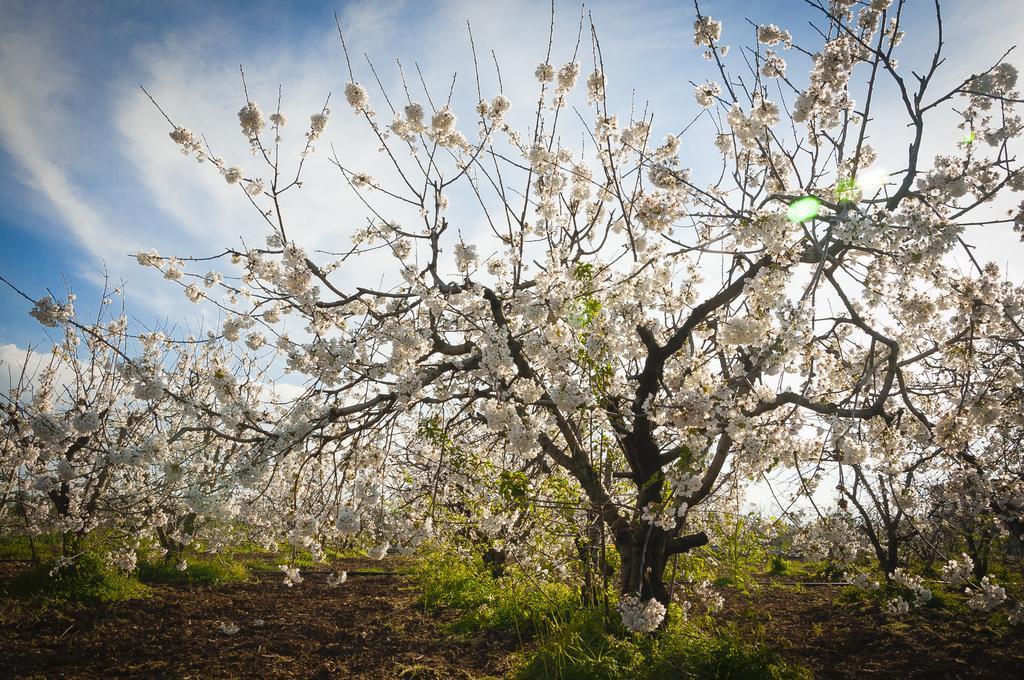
left=1, top=0, right=1023, bottom=356
left=2, top=0, right=1023, bottom=515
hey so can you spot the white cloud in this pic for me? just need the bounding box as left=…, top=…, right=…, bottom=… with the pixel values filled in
left=3, top=0, right=1024, bottom=332
left=0, top=31, right=115, bottom=261
left=2, top=0, right=700, bottom=314
left=0, top=342, right=74, bottom=398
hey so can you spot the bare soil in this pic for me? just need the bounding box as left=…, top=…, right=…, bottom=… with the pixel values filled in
left=0, top=557, right=518, bottom=679
left=2, top=561, right=1022, bottom=679
left=718, top=576, right=1024, bottom=679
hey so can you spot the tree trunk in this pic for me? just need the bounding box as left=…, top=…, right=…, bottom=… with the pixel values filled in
left=615, top=524, right=708, bottom=605
left=578, top=507, right=606, bottom=605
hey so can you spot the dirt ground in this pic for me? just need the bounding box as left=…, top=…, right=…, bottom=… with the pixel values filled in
left=2, top=560, right=1023, bottom=679
left=0, top=557, right=518, bottom=680
left=717, top=577, right=1024, bottom=679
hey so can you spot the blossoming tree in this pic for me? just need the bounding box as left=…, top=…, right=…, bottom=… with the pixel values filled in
left=0, top=283, right=267, bottom=567
left=11, top=0, right=1022, bottom=630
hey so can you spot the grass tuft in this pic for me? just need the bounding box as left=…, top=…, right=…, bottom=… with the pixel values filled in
left=412, top=550, right=810, bottom=680
left=413, top=549, right=576, bottom=638
left=517, top=606, right=811, bottom=680
left=5, top=553, right=148, bottom=603
left=137, top=556, right=249, bottom=586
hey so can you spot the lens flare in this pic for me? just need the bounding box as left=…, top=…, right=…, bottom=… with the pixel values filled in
left=787, top=196, right=821, bottom=223
left=858, top=166, right=889, bottom=192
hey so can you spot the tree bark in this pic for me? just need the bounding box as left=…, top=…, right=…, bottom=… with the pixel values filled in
left=615, top=525, right=708, bottom=605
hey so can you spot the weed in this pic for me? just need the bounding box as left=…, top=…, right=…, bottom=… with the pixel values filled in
left=517, top=606, right=811, bottom=680
left=412, top=550, right=810, bottom=680
left=5, top=552, right=148, bottom=603
left=412, top=549, right=576, bottom=638
left=137, top=556, right=249, bottom=586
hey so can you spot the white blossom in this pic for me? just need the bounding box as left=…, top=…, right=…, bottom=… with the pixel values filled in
left=279, top=564, right=303, bottom=587
left=694, top=81, right=721, bottom=108
left=238, top=101, right=265, bottom=140
left=618, top=594, right=666, bottom=633
left=345, top=82, right=370, bottom=112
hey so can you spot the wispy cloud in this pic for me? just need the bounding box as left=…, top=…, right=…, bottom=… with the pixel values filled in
left=1, top=0, right=1023, bottom=334
left=0, top=31, right=116, bottom=261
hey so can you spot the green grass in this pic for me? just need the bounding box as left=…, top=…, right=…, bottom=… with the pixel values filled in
left=766, top=559, right=841, bottom=581
left=276, top=546, right=368, bottom=568
left=4, top=553, right=149, bottom=603
left=921, top=585, right=971, bottom=615
left=674, top=514, right=777, bottom=594
left=0, top=534, right=51, bottom=561
left=137, top=556, right=249, bottom=586
left=767, top=554, right=787, bottom=576
left=411, top=549, right=810, bottom=680
left=413, top=549, right=576, bottom=637
left=229, top=543, right=369, bottom=571
left=516, top=606, right=811, bottom=680
left=837, top=579, right=986, bottom=623
left=2, top=534, right=249, bottom=601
